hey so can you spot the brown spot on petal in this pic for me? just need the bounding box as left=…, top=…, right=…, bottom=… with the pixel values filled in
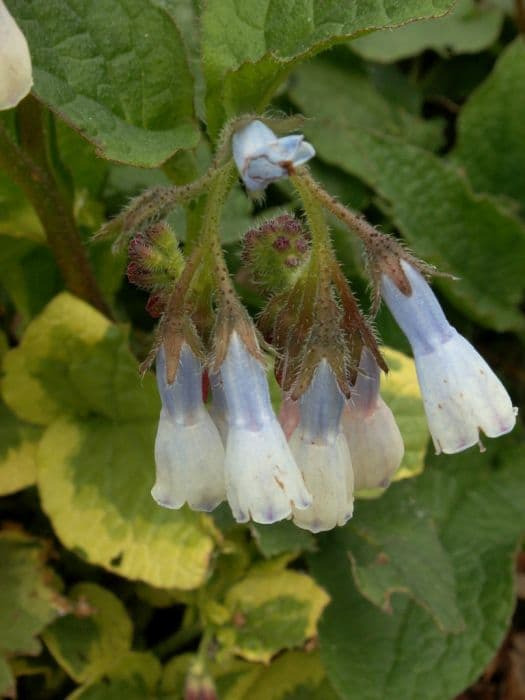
left=274, top=475, right=285, bottom=490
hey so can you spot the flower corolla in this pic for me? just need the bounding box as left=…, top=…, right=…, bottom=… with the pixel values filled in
left=342, top=348, right=404, bottom=490
left=290, top=360, right=354, bottom=533
left=152, top=344, right=226, bottom=511
left=219, top=332, right=311, bottom=524
left=381, top=259, right=517, bottom=454
left=232, top=120, right=315, bottom=192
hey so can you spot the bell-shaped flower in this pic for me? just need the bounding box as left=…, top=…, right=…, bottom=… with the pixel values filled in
left=152, top=344, right=226, bottom=511
left=381, top=259, right=517, bottom=454
left=232, top=120, right=315, bottom=192
left=219, top=332, right=311, bottom=524
left=342, top=348, right=404, bottom=490
left=0, top=1, right=32, bottom=110
left=290, top=360, right=354, bottom=533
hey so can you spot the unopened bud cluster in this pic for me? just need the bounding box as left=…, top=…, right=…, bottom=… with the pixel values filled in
left=242, top=214, right=310, bottom=290
left=118, top=118, right=517, bottom=534
left=126, top=222, right=184, bottom=317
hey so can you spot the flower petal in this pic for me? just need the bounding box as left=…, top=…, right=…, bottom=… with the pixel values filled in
left=0, top=1, right=32, bottom=110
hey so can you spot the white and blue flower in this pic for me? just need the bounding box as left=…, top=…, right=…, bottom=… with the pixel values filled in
left=381, top=259, right=517, bottom=454
left=233, top=120, right=315, bottom=192
left=152, top=344, right=226, bottom=511
left=290, top=360, right=354, bottom=533
left=219, top=332, right=311, bottom=524
left=342, top=348, right=404, bottom=490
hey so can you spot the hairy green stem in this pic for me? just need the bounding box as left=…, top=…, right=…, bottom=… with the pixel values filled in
left=291, top=171, right=335, bottom=295
left=0, top=98, right=111, bottom=317
left=295, top=167, right=379, bottom=249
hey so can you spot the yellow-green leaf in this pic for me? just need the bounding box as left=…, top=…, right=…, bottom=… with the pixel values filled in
left=381, top=346, right=428, bottom=482
left=37, top=417, right=215, bottom=589
left=43, top=583, right=132, bottom=685
left=218, top=567, right=329, bottom=663
left=0, top=401, right=41, bottom=495
left=0, top=530, right=60, bottom=694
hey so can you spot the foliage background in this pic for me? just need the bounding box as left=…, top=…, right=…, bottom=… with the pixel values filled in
left=0, top=0, right=524, bottom=698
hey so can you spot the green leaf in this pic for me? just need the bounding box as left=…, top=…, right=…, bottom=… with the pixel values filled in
left=44, top=583, right=161, bottom=698
left=309, top=433, right=525, bottom=700
left=454, top=38, right=525, bottom=215
left=289, top=63, right=525, bottom=332
left=69, top=652, right=161, bottom=700
left=215, top=652, right=338, bottom=700
left=7, top=0, right=199, bottom=167
left=161, top=651, right=338, bottom=700
left=345, top=498, right=464, bottom=633
left=250, top=521, right=316, bottom=559
left=351, top=0, right=504, bottom=63
left=380, top=347, right=428, bottom=483
left=2, top=294, right=216, bottom=589
left=201, top=0, right=454, bottom=136
left=2, top=292, right=158, bottom=425
left=0, top=401, right=42, bottom=495
left=0, top=172, right=44, bottom=241
left=290, top=57, right=443, bottom=152
left=0, top=235, right=62, bottom=325
left=218, top=565, right=330, bottom=663
left=43, top=583, right=133, bottom=684
left=37, top=415, right=215, bottom=589
left=0, top=531, right=59, bottom=669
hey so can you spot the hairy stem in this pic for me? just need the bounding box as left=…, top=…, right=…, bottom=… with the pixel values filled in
left=0, top=98, right=111, bottom=317
left=295, top=167, right=380, bottom=248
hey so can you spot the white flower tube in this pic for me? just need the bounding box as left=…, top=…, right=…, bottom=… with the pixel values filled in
left=232, top=120, right=315, bottom=192
left=0, top=1, right=32, bottom=110
left=290, top=361, right=354, bottom=533
left=219, top=332, right=311, bottom=524
left=381, top=259, right=517, bottom=454
left=342, top=348, right=404, bottom=490
left=152, top=344, right=225, bottom=511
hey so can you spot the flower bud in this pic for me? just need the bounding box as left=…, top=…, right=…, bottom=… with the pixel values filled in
left=0, top=1, right=32, bottom=110
left=381, top=259, right=517, bottom=454
left=233, top=120, right=315, bottom=192
left=219, top=332, right=311, bottom=524
left=241, top=214, right=310, bottom=291
left=342, top=348, right=404, bottom=490
left=127, top=222, right=184, bottom=292
left=152, top=344, right=225, bottom=511
left=290, top=360, right=354, bottom=533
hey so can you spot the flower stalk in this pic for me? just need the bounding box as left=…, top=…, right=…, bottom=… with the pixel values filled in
left=0, top=98, right=111, bottom=317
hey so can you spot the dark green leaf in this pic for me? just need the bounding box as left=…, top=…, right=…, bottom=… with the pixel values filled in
left=351, top=0, right=503, bottom=63
left=7, top=0, right=199, bottom=166
left=454, top=38, right=525, bottom=215
left=290, top=61, right=525, bottom=332
left=309, top=433, right=525, bottom=700
left=201, top=0, right=455, bottom=136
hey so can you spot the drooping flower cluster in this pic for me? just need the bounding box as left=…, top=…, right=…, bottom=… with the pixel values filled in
left=153, top=330, right=312, bottom=524
left=116, top=118, right=516, bottom=533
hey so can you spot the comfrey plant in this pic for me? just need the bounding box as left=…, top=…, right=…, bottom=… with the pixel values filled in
left=100, top=118, right=517, bottom=533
